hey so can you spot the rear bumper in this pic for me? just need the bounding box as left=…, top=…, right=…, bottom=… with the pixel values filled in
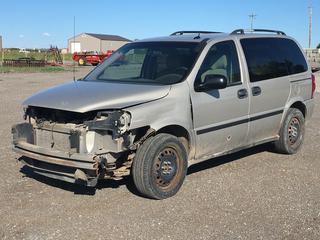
left=13, top=141, right=99, bottom=187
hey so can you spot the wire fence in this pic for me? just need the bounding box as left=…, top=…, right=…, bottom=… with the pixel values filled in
left=3, top=59, right=46, bottom=67
left=0, top=49, right=74, bottom=73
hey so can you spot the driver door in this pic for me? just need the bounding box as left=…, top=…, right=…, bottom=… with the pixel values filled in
left=191, top=40, right=250, bottom=160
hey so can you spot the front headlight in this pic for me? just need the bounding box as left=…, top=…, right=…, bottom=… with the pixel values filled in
left=85, top=110, right=131, bottom=136
left=116, top=111, right=131, bottom=134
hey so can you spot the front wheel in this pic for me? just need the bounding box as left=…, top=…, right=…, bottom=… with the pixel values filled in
left=132, top=133, right=188, bottom=199
left=274, top=108, right=305, bottom=154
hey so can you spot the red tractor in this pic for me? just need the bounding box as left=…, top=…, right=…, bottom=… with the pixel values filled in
left=72, top=50, right=114, bottom=66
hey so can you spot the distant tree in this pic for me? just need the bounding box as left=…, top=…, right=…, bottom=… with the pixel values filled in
left=317, top=43, right=320, bottom=49
left=7, top=48, right=19, bottom=51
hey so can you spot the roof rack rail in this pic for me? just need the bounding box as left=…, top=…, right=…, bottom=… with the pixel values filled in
left=230, top=29, right=286, bottom=36
left=171, top=31, right=221, bottom=36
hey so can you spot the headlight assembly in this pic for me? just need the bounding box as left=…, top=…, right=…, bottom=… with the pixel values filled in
left=85, top=110, right=131, bottom=137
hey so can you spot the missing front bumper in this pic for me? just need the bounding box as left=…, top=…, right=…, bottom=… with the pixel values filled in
left=13, top=141, right=99, bottom=187
left=12, top=118, right=133, bottom=186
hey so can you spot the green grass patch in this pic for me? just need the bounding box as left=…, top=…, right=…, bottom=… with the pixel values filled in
left=2, top=50, right=73, bottom=62
left=0, top=65, right=74, bottom=73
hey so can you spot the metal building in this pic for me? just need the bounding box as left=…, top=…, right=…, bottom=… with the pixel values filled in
left=304, top=48, right=320, bottom=65
left=68, top=33, right=131, bottom=53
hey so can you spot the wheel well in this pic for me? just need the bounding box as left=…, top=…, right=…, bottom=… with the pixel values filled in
left=290, top=101, right=306, bottom=117
left=157, top=125, right=190, bottom=152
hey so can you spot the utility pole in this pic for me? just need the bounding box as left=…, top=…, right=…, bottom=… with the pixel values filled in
left=308, top=6, right=313, bottom=49
left=0, top=35, right=3, bottom=74
left=249, top=13, right=257, bottom=31
left=73, top=16, right=76, bottom=81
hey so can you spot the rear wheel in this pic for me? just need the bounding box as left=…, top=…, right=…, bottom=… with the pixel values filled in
left=132, top=133, right=188, bottom=199
left=274, top=108, right=305, bottom=154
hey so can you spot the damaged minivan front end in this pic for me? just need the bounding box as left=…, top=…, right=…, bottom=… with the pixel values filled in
left=12, top=39, right=200, bottom=199
left=12, top=106, right=151, bottom=186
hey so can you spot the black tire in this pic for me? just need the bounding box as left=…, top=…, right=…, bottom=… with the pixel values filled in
left=132, top=133, right=188, bottom=199
left=274, top=108, right=305, bottom=154
left=78, top=58, right=86, bottom=66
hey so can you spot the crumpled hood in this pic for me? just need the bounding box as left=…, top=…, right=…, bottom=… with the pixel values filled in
left=23, top=80, right=171, bottom=113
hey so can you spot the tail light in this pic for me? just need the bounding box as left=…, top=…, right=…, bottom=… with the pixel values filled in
left=311, top=74, right=316, bottom=99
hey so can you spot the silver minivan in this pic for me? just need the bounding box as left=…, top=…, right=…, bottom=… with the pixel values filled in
left=12, top=29, right=315, bottom=199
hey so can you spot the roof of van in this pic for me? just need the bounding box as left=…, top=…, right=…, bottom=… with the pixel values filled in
left=135, top=30, right=292, bottom=43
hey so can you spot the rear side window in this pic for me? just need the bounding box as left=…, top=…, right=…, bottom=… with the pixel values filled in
left=241, top=38, right=308, bottom=82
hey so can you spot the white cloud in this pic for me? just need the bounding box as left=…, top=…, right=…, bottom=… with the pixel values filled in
left=19, top=34, right=24, bottom=38
left=42, top=32, right=51, bottom=37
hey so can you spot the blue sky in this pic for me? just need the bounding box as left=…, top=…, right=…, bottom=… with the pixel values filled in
left=0, top=0, right=318, bottom=49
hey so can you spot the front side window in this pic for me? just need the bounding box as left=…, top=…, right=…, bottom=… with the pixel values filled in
left=196, top=40, right=242, bottom=86
left=241, top=38, right=308, bottom=82
left=84, top=42, right=201, bottom=85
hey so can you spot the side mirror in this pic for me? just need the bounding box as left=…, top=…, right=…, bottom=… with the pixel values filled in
left=312, top=67, right=320, bottom=73
left=195, top=74, right=228, bottom=92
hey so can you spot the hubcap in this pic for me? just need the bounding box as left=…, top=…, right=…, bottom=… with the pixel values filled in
left=288, top=117, right=300, bottom=145
left=154, top=147, right=178, bottom=188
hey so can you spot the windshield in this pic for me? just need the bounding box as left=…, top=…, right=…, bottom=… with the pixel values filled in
left=83, top=42, right=201, bottom=85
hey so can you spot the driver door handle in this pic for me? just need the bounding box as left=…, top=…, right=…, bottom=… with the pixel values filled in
left=252, top=86, right=262, bottom=96
left=237, top=89, right=248, bottom=99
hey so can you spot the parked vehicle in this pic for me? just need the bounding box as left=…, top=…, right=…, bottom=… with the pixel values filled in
left=72, top=50, right=114, bottom=66
left=311, top=66, right=320, bottom=73
left=12, top=29, right=315, bottom=199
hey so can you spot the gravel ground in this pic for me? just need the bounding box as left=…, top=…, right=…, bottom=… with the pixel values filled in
left=0, top=68, right=319, bottom=240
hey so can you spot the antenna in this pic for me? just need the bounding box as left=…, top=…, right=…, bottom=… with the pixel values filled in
left=73, top=16, right=76, bottom=81
left=308, top=6, right=313, bottom=48
left=194, top=33, right=201, bottom=39
left=249, top=13, right=257, bottom=31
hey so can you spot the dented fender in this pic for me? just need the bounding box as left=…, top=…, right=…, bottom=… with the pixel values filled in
left=124, top=81, right=196, bottom=160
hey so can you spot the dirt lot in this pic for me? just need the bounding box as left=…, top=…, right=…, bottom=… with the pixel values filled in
left=0, top=68, right=319, bottom=240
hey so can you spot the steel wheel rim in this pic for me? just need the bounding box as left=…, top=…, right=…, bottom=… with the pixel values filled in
left=153, top=146, right=181, bottom=190
left=288, top=117, right=301, bottom=145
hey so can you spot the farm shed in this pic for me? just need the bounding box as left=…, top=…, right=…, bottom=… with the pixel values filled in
left=68, top=33, right=131, bottom=53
